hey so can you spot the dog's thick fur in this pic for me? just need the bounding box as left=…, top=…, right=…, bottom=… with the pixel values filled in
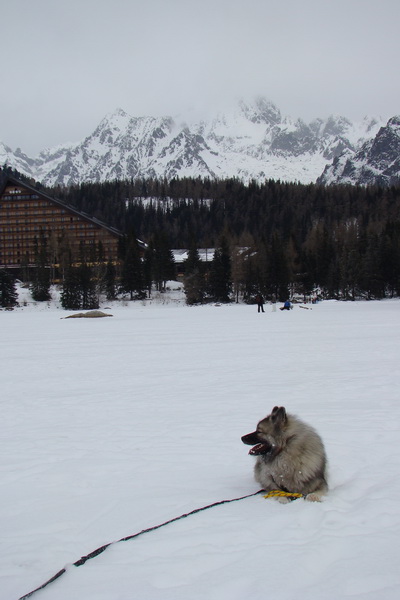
left=242, top=406, right=328, bottom=502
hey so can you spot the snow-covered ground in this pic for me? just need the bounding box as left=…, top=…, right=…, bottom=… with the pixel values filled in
left=2, top=286, right=400, bottom=600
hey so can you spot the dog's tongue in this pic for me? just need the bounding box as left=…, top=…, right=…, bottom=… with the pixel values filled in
left=249, top=443, right=271, bottom=455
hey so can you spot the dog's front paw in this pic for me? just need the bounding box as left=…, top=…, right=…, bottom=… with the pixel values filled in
left=305, top=492, right=325, bottom=502
left=275, top=496, right=292, bottom=504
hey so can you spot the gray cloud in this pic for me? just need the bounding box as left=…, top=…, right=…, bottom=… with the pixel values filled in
left=1, top=0, right=399, bottom=155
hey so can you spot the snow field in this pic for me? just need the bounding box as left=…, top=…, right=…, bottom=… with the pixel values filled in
left=1, top=296, right=400, bottom=599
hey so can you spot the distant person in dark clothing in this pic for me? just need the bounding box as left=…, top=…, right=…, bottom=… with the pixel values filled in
left=280, top=300, right=292, bottom=311
left=255, top=294, right=265, bottom=313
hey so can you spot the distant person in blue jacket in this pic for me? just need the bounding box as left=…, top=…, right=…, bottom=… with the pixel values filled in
left=280, top=300, right=292, bottom=311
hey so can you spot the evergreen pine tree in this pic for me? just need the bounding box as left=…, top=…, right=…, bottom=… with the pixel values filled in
left=60, top=264, right=98, bottom=310
left=0, top=269, right=18, bottom=308
left=183, top=242, right=206, bottom=304
left=360, top=234, right=385, bottom=299
left=184, top=242, right=202, bottom=273
left=208, top=236, right=232, bottom=303
left=104, top=260, right=117, bottom=300
left=119, top=236, right=145, bottom=300
left=60, top=267, right=82, bottom=310
left=31, top=268, right=51, bottom=302
left=380, top=223, right=400, bottom=297
left=151, top=232, right=176, bottom=292
left=79, top=263, right=99, bottom=309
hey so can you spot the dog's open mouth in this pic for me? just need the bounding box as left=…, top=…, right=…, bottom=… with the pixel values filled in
left=248, top=443, right=272, bottom=455
left=241, top=432, right=273, bottom=456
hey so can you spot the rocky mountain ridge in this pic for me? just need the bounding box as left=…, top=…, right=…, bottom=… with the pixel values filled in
left=0, top=98, right=393, bottom=186
left=318, top=116, right=400, bottom=186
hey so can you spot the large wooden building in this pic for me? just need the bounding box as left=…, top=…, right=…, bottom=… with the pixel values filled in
left=0, top=173, right=124, bottom=273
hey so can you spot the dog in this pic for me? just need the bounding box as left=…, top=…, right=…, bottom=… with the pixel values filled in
left=241, top=406, right=328, bottom=502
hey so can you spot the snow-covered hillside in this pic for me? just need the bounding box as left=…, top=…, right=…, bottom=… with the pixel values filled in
left=1, top=98, right=383, bottom=185
left=2, top=288, right=400, bottom=600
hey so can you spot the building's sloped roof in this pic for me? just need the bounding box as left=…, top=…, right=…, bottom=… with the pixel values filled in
left=0, top=172, right=123, bottom=239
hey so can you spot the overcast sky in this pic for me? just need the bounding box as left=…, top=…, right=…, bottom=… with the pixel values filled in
left=1, top=0, right=399, bottom=156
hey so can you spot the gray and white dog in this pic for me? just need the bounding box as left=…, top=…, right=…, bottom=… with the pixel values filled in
left=242, top=406, right=328, bottom=502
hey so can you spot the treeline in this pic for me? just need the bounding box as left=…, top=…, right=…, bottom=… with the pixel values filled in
left=3, top=166, right=400, bottom=303
left=48, top=177, right=400, bottom=300
left=49, top=177, right=400, bottom=245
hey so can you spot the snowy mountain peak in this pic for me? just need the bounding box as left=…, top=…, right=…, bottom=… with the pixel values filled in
left=387, top=115, right=400, bottom=129
left=237, top=97, right=282, bottom=126
left=0, top=98, right=393, bottom=186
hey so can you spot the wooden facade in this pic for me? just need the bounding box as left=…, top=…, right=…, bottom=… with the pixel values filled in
left=0, top=174, right=124, bottom=271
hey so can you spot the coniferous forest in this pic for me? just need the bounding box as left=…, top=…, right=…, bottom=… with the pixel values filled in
left=3, top=165, right=400, bottom=305
left=48, top=177, right=400, bottom=302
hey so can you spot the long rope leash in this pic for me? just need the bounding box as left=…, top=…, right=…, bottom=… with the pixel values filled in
left=19, top=488, right=279, bottom=600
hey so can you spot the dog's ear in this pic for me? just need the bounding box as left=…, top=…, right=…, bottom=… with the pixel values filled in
left=271, top=406, right=280, bottom=415
left=272, top=406, right=287, bottom=425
